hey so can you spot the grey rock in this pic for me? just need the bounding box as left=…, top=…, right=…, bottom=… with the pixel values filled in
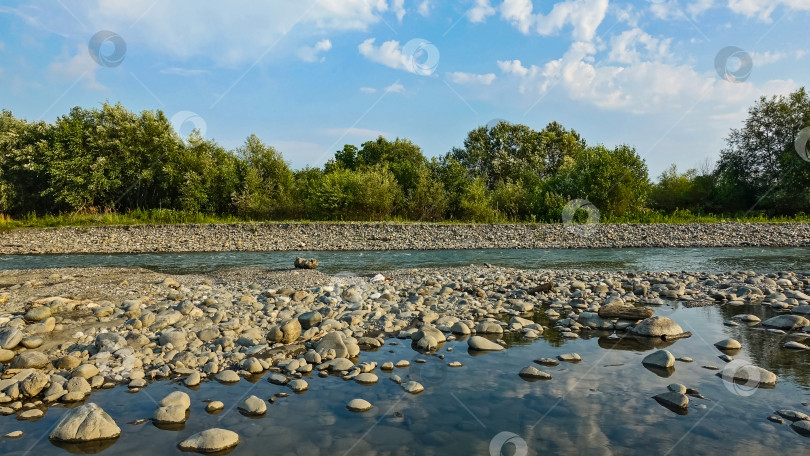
left=518, top=366, right=551, bottom=379
left=237, top=395, right=266, bottom=416
left=294, top=257, right=319, bottom=269
left=467, top=336, right=503, bottom=351
left=49, top=403, right=121, bottom=442
left=347, top=398, right=373, bottom=412
left=178, top=428, right=240, bottom=453
left=762, top=315, right=810, bottom=330
left=643, top=350, right=675, bottom=368
left=714, top=339, right=741, bottom=350
left=11, top=351, right=49, bottom=369
left=215, top=370, right=240, bottom=383
left=0, top=327, right=23, bottom=349
left=654, top=392, right=689, bottom=409
left=631, top=316, right=685, bottom=337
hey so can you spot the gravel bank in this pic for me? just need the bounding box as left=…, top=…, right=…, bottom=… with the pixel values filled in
left=2, top=222, right=809, bottom=254
left=0, top=265, right=808, bottom=445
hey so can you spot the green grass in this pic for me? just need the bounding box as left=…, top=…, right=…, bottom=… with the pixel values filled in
left=1, top=208, right=809, bottom=230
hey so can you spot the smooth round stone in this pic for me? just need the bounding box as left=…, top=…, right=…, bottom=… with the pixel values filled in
left=395, top=360, right=410, bottom=368
left=268, top=373, right=289, bottom=385
left=205, top=401, right=224, bottom=413
left=557, top=353, right=581, bottom=362
left=667, top=383, right=687, bottom=394
left=346, top=398, right=373, bottom=412
left=184, top=371, right=201, bottom=387
left=714, top=338, right=741, bottom=350
left=448, top=361, right=463, bottom=367
left=20, top=336, right=43, bottom=349
left=642, top=350, right=675, bottom=368
left=354, top=373, right=378, bottom=385
left=215, top=370, right=240, bottom=383
left=4, top=430, right=23, bottom=438
left=237, top=395, right=266, bottom=416
left=381, top=362, right=394, bottom=371
left=467, top=336, right=503, bottom=351
left=654, top=392, right=689, bottom=409
left=402, top=381, right=424, bottom=394
left=152, top=405, right=187, bottom=424
left=534, top=358, right=559, bottom=366
left=288, top=379, right=308, bottom=393
left=72, top=364, right=100, bottom=380
left=784, top=341, right=810, bottom=350
left=18, top=409, right=44, bottom=420
left=518, top=366, right=551, bottom=380
left=178, top=428, right=239, bottom=453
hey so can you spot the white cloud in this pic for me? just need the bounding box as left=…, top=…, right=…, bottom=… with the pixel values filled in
left=160, top=67, right=209, bottom=76
left=359, top=38, right=407, bottom=70
left=49, top=45, right=104, bottom=90
left=360, top=87, right=377, bottom=93
left=727, top=0, right=810, bottom=22
left=497, top=59, right=529, bottom=77
left=494, top=29, right=799, bottom=116
left=385, top=82, right=406, bottom=93
left=468, top=0, right=496, bottom=23
left=56, top=0, right=390, bottom=66
left=392, top=0, right=406, bottom=22
left=358, top=38, right=438, bottom=75
left=417, top=0, right=432, bottom=16
left=607, top=28, right=671, bottom=65
left=499, top=0, right=609, bottom=42
left=750, top=51, right=786, bottom=66
left=298, top=39, right=332, bottom=62
left=447, top=71, right=496, bottom=85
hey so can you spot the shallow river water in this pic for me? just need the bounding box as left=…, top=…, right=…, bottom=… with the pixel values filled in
left=1, top=300, right=808, bottom=455
left=3, top=246, right=810, bottom=275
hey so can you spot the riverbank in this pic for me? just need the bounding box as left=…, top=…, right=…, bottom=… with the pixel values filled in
left=0, top=265, right=809, bottom=452
left=2, top=222, right=809, bottom=254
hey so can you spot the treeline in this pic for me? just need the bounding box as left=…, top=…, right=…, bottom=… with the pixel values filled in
left=1, top=88, right=808, bottom=223
left=650, top=88, right=810, bottom=216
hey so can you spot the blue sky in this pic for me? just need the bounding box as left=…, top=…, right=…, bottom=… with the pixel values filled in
left=1, top=0, right=808, bottom=178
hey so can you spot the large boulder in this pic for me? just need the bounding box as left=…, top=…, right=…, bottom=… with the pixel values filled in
left=761, top=315, right=810, bottom=331
left=467, top=336, right=504, bottom=351
left=49, top=403, right=121, bottom=442
left=178, top=429, right=239, bottom=453
left=279, top=319, right=302, bottom=344
left=642, top=350, right=675, bottom=368
left=11, top=351, right=49, bottom=369
left=316, top=331, right=349, bottom=358
left=475, top=321, right=503, bottom=334
left=631, top=316, right=686, bottom=338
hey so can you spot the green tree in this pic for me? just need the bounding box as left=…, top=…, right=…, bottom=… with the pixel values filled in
left=233, top=134, right=296, bottom=218
left=548, top=144, right=650, bottom=216
left=715, top=87, right=810, bottom=214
